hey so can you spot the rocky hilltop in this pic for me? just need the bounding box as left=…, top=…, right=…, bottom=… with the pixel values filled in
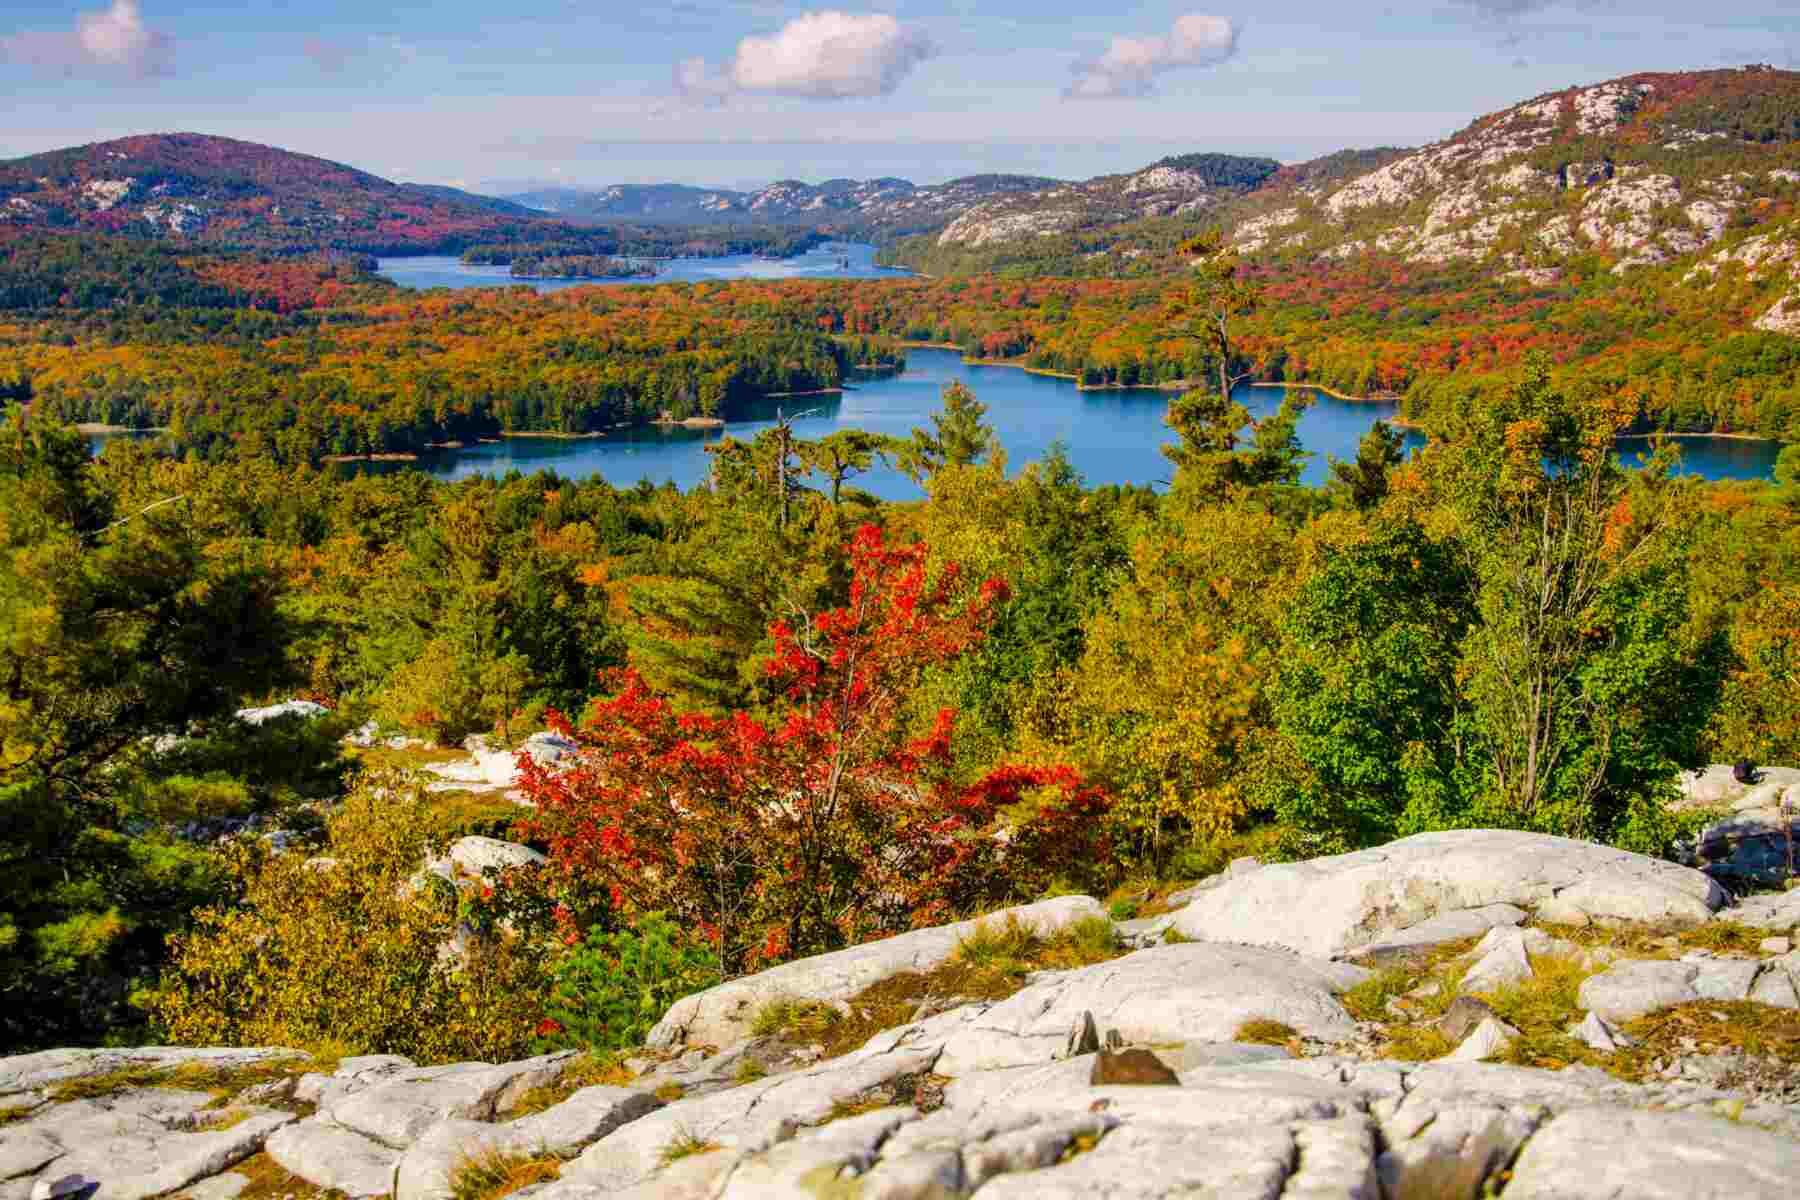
left=8, top=807, right=1800, bottom=1199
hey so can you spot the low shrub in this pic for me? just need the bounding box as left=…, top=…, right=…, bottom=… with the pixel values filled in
left=534, top=914, right=720, bottom=1055
left=144, top=774, right=552, bottom=1063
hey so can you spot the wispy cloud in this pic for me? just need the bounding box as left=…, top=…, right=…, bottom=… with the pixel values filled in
left=675, top=10, right=935, bottom=104
left=1, top=0, right=173, bottom=78
left=1065, top=14, right=1238, bottom=101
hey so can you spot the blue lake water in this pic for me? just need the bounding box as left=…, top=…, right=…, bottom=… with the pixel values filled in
left=342, top=349, right=1781, bottom=498
left=375, top=241, right=910, bottom=293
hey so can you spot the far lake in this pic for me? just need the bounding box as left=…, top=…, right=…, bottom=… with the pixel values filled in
left=342, top=348, right=1781, bottom=498
left=375, top=240, right=910, bottom=293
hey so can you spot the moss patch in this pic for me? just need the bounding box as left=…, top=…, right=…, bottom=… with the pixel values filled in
left=1615, top=1002, right=1800, bottom=1081
left=47, top=1056, right=315, bottom=1106
left=1234, top=1019, right=1300, bottom=1047
left=227, top=1152, right=344, bottom=1200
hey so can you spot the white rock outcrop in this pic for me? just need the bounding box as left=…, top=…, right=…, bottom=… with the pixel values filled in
left=646, top=895, right=1106, bottom=1050
left=1171, top=829, right=1726, bottom=958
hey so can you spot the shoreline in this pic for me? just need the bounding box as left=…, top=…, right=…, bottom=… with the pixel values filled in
left=77, top=423, right=169, bottom=435
left=322, top=451, right=420, bottom=463
left=1250, top=380, right=1402, bottom=405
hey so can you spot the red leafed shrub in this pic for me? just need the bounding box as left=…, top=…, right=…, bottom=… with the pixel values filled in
left=519, top=524, right=1112, bottom=972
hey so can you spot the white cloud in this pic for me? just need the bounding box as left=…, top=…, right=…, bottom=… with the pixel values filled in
left=1065, top=13, right=1237, bottom=100
left=676, top=10, right=935, bottom=103
left=1, top=0, right=173, bottom=78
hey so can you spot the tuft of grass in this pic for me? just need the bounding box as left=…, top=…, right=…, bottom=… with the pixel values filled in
left=1235, top=1018, right=1300, bottom=1047
left=1477, top=954, right=1595, bottom=1035
left=1340, top=967, right=1414, bottom=1024
left=1527, top=919, right=1769, bottom=961
left=1161, top=927, right=1193, bottom=946
left=0, top=1102, right=39, bottom=1126
left=1039, top=917, right=1121, bottom=969
left=732, top=1057, right=768, bottom=1085
left=750, top=997, right=844, bottom=1040
left=658, top=1129, right=723, bottom=1167
left=448, top=1150, right=562, bottom=1200
left=653, top=1082, right=687, bottom=1104
left=953, top=916, right=1041, bottom=972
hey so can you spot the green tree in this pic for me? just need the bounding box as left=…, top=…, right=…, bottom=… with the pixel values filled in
left=899, top=382, right=994, bottom=483
left=1327, top=420, right=1408, bottom=511
left=0, top=421, right=295, bottom=1048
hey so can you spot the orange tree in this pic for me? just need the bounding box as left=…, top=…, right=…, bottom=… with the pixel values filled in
left=518, top=524, right=1110, bottom=973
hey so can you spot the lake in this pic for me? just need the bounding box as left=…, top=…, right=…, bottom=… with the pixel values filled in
left=375, top=241, right=910, bottom=293
left=343, top=348, right=1781, bottom=498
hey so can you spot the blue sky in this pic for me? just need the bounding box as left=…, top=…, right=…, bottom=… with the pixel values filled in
left=3, top=1, right=1798, bottom=192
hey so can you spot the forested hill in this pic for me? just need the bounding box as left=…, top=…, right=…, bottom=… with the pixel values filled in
left=0, top=133, right=797, bottom=257
left=885, top=66, right=1800, bottom=280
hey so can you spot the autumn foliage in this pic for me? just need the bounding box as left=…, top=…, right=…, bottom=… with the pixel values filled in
left=519, top=524, right=1110, bottom=972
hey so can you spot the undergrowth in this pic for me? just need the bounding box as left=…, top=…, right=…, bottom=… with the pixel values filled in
left=503, top=1053, right=632, bottom=1118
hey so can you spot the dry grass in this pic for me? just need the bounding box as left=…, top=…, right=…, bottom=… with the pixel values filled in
left=47, top=1056, right=316, bottom=1106
left=448, top=1150, right=562, bottom=1200
left=502, top=1053, right=634, bottom=1118
left=0, top=1102, right=39, bottom=1125
left=1615, top=1002, right=1800, bottom=1081
left=657, top=1129, right=723, bottom=1167
left=1530, top=919, right=1771, bottom=960
left=653, top=1082, right=687, bottom=1103
left=228, top=1152, right=341, bottom=1200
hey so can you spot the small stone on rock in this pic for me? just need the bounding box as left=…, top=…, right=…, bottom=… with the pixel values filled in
left=1760, top=937, right=1792, bottom=955
left=1437, top=995, right=1497, bottom=1042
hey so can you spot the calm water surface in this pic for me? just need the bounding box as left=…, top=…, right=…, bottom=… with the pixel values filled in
left=375, top=241, right=910, bottom=293
left=348, top=349, right=1780, bottom=498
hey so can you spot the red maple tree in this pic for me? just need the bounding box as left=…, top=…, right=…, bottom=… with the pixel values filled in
left=518, top=524, right=1111, bottom=972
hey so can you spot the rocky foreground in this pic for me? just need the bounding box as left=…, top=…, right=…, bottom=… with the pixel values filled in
left=10, top=814, right=1800, bottom=1199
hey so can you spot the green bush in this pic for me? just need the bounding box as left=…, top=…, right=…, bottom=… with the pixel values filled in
left=535, top=915, right=721, bottom=1055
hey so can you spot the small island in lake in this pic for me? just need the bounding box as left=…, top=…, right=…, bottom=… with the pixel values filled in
left=508, top=254, right=657, bottom=280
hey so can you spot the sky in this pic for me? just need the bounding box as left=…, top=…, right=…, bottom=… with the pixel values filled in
left=3, top=1, right=1799, bottom=193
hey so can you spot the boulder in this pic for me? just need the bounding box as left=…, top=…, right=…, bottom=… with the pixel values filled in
left=1171, top=829, right=1724, bottom=958
left=1673, top=765, right=1800, bottom=885
left=646, top=895, right=1107, bottom=1050
left=1732, top=889, right=1800, bottom=934
left=1505, top=1105, right=1800, bottom=1199
left=1460, top=927, right=1534, bottom=993
left=1445, top=1017, right=1519, bottom=1063
left=393, top=1085, right=664, bottom=1200
left=932, top=942, right=1368, bottom=1076
left=323, top=1055, right=572, bottom=1148
left=235, top=701, right=328, bottom=726
left=1577, top=959, right=1699, bottom=1023
left=264, top=1119, right=400, bottom=1198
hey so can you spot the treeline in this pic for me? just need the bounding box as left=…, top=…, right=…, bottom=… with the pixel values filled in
left=0, top=230, right=381, bottom=314
left=9, top=285, right=881, bottom=459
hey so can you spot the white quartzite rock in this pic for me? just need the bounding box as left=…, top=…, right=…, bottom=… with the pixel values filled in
left=1172, top=829, right=1724, bottom=958
left=647, top=895, right=1106, bottom=1049
left=1578, top=959, right=1700, bottom=1023
left=7, top=1090, right=293, bottom=1200
left=1505, top=1105, right=1800, bottom=1199
left=932, top=942, right=1368, bottom=1076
